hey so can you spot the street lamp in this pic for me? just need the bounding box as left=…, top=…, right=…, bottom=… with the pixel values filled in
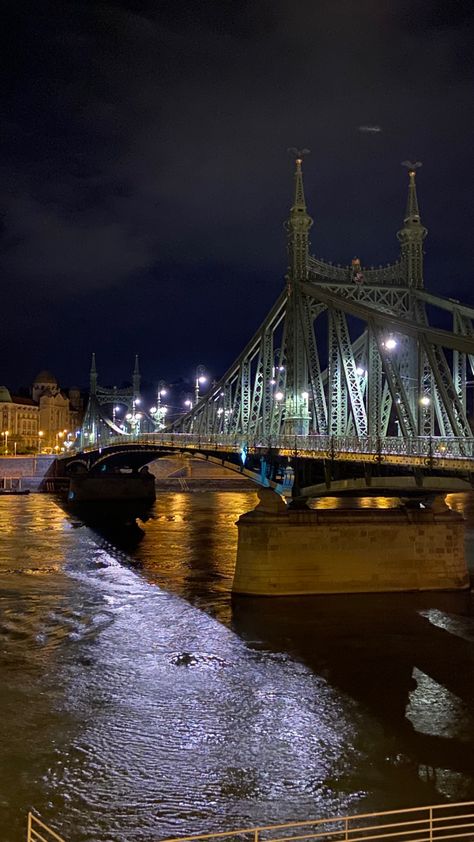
left=195, top=364, right=207, bottom=405
left=157, top=380, right=167, bottom=402
left=38, top=430, right=44, bottom=454
left=150, top=380, right=168, bottom=430
left=125, top=400, right=142, bottom=436
left=150, top=404, right=167, bottom=430
left=2, top=430, right=9, bottom=454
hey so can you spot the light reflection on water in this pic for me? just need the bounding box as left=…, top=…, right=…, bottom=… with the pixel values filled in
left=311, top=496, right=397, bottom=509
left=0, top=492, right=474, bottom=841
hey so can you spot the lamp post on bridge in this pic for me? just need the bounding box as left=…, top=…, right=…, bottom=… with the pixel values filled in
left=150, top=381, right=168, bottom=430
left=195, top=365, right=207, bottom=405
left=126, top=398, right=142, bottom=437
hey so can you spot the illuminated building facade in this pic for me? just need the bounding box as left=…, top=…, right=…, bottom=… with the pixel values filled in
left=0, top=373, right=83, bottom=453
left=0, top=387, right=39, bottom=453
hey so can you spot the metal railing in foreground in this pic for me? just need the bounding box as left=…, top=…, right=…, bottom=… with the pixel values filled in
left=159, top=801, right=474, bottom=842
left=25, top=800, right=474, bottom=842
left=27, top=811, right=66, bottom=842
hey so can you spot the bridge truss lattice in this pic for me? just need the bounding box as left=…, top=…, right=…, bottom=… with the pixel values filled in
left=171, top=161, right=474, bottom=444
left=81, top=353, right=143, bottom=445
left=81, top=159, right=474, bottom=451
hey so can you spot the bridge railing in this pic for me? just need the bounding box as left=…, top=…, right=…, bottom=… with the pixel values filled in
left=69, top=432, right=474, bottom=463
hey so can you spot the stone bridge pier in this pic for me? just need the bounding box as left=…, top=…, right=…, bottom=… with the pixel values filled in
left=233, top=489, right=469, bottom=596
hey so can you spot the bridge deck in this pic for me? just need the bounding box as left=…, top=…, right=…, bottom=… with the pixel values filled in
left=65, top=433, right=474, bottom=473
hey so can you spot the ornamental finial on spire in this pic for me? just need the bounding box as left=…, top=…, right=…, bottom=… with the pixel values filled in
left=288, top=147, right=310, bottom=210
left=401, top=160, right=422, bottom=224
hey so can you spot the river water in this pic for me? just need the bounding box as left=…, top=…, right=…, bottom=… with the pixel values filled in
left=1, top=491, right=474, bottom=842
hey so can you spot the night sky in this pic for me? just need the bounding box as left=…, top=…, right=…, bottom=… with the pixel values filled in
left=1, top=0, right=473, bottom=392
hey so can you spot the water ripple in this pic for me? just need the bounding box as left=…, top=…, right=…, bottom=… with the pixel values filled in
left=2, top=493, right=474, bottom=842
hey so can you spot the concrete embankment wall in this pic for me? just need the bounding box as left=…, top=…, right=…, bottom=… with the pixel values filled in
left=0, top=456, right=56, bottom=491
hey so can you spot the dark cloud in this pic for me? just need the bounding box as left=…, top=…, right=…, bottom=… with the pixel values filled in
left=0, top=0, right=473, bottom=386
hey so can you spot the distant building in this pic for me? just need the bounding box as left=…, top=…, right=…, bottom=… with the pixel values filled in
left=32, top=371, right=83, bottom=450
left=0, top=386, right=39, bottom=452
left=0, top=373, right=84, bottom=454
left=31, top=370, right=61, bottom=403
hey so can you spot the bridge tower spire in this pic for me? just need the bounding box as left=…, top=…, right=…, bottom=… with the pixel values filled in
left=397, top=163, right=427, bottom=289
left=89, top=352, right=97, bottom=396
left=284, top=152, right=313, bottom=435
left=133, top=354, right=141, bottom=400
left=287, top=153, right=313, bottom=281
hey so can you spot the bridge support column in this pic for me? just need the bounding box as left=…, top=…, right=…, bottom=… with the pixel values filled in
left=233, top=490, right=468, bottom=596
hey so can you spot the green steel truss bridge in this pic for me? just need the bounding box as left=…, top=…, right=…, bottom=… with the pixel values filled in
left=71, top=158, right=474, bottom=493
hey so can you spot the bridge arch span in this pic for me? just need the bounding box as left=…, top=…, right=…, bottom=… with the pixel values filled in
left=66, top=459, right=89, bottom=474
left=60, top=442, right=290, bottom=495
